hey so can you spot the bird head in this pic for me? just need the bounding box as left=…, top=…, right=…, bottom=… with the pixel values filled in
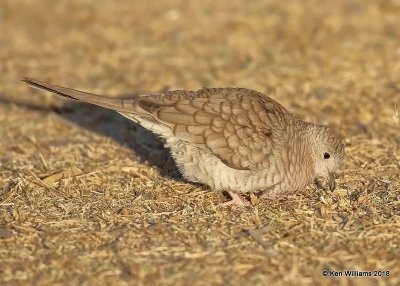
left=309, top=125, right=345, bottom=191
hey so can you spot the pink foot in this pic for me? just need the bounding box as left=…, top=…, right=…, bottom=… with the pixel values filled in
left=220, top=191, right=251, bottom=207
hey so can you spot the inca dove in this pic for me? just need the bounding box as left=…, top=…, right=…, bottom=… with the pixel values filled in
left=22, top=78, right=344, bottom=205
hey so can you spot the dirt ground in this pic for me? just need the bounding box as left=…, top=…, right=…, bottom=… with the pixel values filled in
left=0, top=0, right=399, bottom=285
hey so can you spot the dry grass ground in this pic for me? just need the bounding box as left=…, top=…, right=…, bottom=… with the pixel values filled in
left=0, top=0, right=399, bottom=285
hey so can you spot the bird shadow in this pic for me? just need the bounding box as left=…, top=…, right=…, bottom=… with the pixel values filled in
left=0, top=95, right=184, bottom=182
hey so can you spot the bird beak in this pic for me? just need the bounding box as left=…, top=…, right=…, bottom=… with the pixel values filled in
left=328, top=171, right=336, bottom=192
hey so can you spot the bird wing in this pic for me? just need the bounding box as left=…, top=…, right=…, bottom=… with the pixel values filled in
left=132, top=88, right=291, bottom=170
left=22, top=78, right=291, bottom=171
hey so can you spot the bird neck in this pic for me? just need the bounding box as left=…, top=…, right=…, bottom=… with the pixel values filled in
left=293, top=120, right=315, bottom=143
left=293, top=119, right=319, bottom=163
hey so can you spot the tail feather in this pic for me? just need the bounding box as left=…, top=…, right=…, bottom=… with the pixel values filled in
left=21, top=77, right=136, bottom=113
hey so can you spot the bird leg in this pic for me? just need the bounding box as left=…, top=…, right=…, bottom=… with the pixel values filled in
left=220, top=191, right=251, bottom=207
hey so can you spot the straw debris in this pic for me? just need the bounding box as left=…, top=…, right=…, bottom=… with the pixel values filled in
left=1, top=0, right=399, bottom=285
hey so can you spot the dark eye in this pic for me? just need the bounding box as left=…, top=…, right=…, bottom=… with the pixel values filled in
left=324, top=152, right=330, bottom=159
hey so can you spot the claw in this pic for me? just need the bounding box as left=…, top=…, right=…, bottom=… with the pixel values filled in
left=220, top=191, right=251, bottom=207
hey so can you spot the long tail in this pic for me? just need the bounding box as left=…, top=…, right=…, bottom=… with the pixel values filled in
left=21, top=77, right=137, bottom=113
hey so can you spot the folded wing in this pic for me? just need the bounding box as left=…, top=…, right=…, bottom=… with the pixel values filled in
left=132, top=88, right=291, bottom=170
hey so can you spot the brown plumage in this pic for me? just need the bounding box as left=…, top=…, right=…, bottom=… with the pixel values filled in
left=22, top=77, right=344, bottom=204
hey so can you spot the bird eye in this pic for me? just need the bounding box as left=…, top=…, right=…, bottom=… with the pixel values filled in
left=324, top=152, right=330, bottom=159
